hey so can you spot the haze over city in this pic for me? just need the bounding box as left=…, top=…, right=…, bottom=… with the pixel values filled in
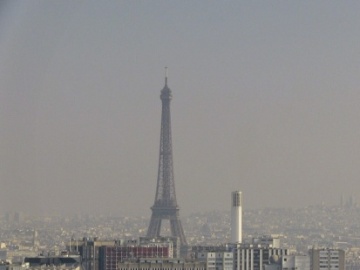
left=0, top=1, right=360, bottom=216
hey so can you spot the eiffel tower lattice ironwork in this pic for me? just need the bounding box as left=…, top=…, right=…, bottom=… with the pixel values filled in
left=146, top=70, right=187, bottom=246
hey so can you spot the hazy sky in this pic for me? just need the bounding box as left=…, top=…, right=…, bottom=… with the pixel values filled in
left=1, top=1, right=360, bottom=216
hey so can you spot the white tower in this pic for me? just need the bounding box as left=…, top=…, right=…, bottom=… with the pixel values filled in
left=231, top=191, right=242, bottom=243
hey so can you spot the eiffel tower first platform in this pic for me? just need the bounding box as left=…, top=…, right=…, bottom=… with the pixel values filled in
left=146, top=70, right=187, bottom=246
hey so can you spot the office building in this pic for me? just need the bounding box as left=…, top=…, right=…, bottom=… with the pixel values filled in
left=309, top=248, right=345, bottom=270
left=234, top=243, right=288, bottom=270
left=70, top=238, right=116, bottom=270
left=196, top=252, right=233, bottom=270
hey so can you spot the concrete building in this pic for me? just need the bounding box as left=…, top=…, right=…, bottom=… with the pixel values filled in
left=71, top=238, right=116, bottom=270
left=252, top=236, right=280, bottom=249
left=231, top=191, right=242, bottom=243
left=0, top=250, right=7, bottom=261
left=99, top=243, right=173, bottom=270
left=262, top=254, right=310, bottom=270
left=233, top=244, right=288, bottom=270
left=139, top=237, right=180, bottom=258
left=309, top=248, right=345, bottom=270
left=281, top=255, right=310, bottom=270
left=72, top=237, right=180, bottom=270
left=23, top=255, right=81, bottom=270
left=196, top=252, right=233, bottom=270
left=117, top=258, right=205, bottom=270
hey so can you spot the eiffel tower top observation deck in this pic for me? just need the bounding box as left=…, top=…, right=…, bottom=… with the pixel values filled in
left=146, top=68, right=187, bottom=246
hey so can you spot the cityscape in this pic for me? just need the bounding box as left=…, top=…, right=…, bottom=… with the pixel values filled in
left=0, top=74, right=357, bottom=270
left=1, top=201, right=360, bottom=269
left=1, top=2, right=360, bottom=270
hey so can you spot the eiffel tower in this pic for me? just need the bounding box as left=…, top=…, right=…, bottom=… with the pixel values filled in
left=146, top=69, right=187, bottom=246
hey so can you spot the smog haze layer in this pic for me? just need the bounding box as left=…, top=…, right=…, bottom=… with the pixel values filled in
left=1, top=1, right=360, bottom=216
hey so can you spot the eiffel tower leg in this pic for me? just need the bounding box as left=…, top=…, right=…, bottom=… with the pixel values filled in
left=147, top=215, right=162, bottom=238
left=170, top=217, right=187, bottom=246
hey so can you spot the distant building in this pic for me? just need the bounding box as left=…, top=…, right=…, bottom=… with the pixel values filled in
left=253, top=253, right=310, bottom=270
left=71, top=237, right=181, bottom=270
left=281, top=255, right=310, bottom=270
left=139, top=237, right=180, bottom=258
left=0, top=250, right=7, bottom=261
left=117, top=258, right=205, bottom=270
left=191, top=245, right=229, bottom=254
left=5, top=212, right=24, bottom=225
left=233, top=243, right=288, bottom=270
left=196, top=252, right=233, bottom=270
left=231, top=191, right=242, bottom=244
left=309, top=248, right=345, bottom=270
left=70, top=238, right=116, bottom=270
left=99, top=243, right=173, bottom=270
left=252, top=236, right=280, bottom=249
left=0, top=261, right=8, bottom=270
left=23, top=254, right=81, bottom=270
left=32, top=231, right=39, bottom=252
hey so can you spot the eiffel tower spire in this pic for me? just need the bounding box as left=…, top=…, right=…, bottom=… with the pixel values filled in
left=146, top=70, right=187, bottom=246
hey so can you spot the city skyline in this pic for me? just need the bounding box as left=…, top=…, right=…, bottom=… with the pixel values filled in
left=1, top=1, right=360, bottom=216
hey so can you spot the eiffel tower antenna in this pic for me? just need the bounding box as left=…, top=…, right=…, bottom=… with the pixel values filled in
left=165, top=66, right=168, bottom=85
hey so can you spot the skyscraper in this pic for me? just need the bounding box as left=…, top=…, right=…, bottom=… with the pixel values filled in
left=146, top=70, right=187, bottom=247
left=231, top=191, right=242, bottom=243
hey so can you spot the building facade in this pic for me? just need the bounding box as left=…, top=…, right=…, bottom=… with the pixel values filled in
left=309, top=248, right=345, bottom=270
left=117, top=258, right=205, bottom=270
left=23, top=255, right=81, bottom=270
left=99, top=244, right=173, bottom=270
left=196, top=252, right=233, bottom=270
left=234, top=244, right=288, bottom=270
left=74, top=238, right=116, bottom=270
left=281, top=255, right=310, bottom=270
